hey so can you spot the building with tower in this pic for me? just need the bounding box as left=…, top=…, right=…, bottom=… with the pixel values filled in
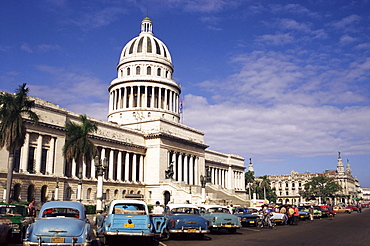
left=0, top=17, right=247, bottom=207
left=267, top=152, right=362, bottom=205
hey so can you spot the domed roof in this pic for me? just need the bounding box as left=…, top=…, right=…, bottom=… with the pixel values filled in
left=119, top=17, right=172, bottom=64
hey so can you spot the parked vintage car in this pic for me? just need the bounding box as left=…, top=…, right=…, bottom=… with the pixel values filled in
left=334, top=205, right=352, bottom=213
left=165, top=204, right=210, bottom=239
left=314, top=206, right=330, bottom=217
left=199, top=205, right=241, bottom=233
left=23, top=201, right=92, bottom=246
left=100, top=200, right=166, bottom=245
left=234, top=207, right=259, bottom=227
left=0, top=216, right=12, bottom=245
left=299, top=206, right=322, bottom=218
left=0, top=204, right=33, bottom=243
left=297, top=209, right=310, bottom=221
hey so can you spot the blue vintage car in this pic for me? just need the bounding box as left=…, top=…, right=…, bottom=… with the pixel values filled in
left=234, top=207, right=259, bottom=227
left=165, top=204, right=210, bottom=239
left=23, top=201, right=92, bottom=246
left=199, top=205, right=241, bottom=233
left=101, top=200, right=166, bottom=245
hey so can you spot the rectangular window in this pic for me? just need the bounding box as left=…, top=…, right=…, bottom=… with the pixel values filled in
left=13, top=149, right=21, bottom=172
left=27, top=147, right=35, bottom=173
left=40, top=149, right=48, bottom=174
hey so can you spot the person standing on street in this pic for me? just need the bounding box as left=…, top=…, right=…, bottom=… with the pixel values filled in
left=309, top=206, right=314, bottom=221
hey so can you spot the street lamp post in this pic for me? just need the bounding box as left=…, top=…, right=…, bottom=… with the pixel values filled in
left=77, top=178, right=83, bottom=202
left=200, top=175, right=206, bottom=203
left=55, top=177, right=59, bottom=201
left=94, top=156, right=107, bottom=213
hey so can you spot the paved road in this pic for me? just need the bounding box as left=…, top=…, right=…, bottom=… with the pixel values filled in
left=161, top=208, right=370, bottom=246
left=10, top=209, right=369, bottom=246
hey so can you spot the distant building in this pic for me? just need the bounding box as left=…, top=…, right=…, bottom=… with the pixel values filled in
left=267, top=153, right=362, bottom=205
left=0, top=17, right=246, bottom=207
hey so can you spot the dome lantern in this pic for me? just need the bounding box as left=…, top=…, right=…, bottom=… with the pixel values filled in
left=141, top=17, right=153, bottom=34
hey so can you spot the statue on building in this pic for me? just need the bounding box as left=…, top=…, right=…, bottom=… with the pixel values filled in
left=165, top=161, right=174, bottom=179
left=206, top=166, right=211, bottom=182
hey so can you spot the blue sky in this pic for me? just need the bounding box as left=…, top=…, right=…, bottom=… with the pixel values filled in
left=1, top=0, right=370, bottom=187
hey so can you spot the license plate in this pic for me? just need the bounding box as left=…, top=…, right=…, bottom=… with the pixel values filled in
left=124, top=223, right=135, bottom=228
left=250, top=221, right=255, bottom=223
left=225, top=224, right=232, bottom=227
left=188, top=229, right=196, bottom=233
left=51, top=237, right=65, bottom=243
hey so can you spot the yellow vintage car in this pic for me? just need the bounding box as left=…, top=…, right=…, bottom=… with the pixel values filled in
left=333, top=205, right=352, bottom=214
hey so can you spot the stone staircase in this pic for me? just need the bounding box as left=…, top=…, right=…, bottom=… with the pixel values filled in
left=205, top=184, right=248, bottom=205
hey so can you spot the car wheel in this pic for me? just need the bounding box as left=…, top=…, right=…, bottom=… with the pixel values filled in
left=161, top=228, right=170, bottom=241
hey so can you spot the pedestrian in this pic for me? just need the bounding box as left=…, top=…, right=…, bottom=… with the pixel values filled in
left=280, top=206, right=288, bottom=225
left=153, top=201, right=164, bottom=215
left=308, top=206, right=314, bottom=221
left=287, top=205, right=294, bottom=225
left=293, top=205, right=299, bottom=225
left=28, top=198, right=36, bottom=218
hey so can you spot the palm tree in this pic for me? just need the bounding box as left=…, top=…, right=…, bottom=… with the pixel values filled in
left=245, top=170, right=255, bottom=199
left=259, top=175, right=270, bottom=200
left=63, top=114, right=98, bottom=179
left=0, top=84, right=39, bottom=203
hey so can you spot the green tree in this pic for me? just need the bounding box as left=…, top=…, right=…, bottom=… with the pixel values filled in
left=0, top=84, right=39, bottom=203
left=63, top=115, right=98, bottom=178
left=259, top=175, right=270, bottom=200
left=301, top=175, right=342, bottom=203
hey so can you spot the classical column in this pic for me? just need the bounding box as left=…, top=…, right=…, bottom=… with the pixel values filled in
left=158, top=87, right=162, bottom=109
left=35, top=134, right=43, bottom=173
left=139, top=155, right=144, bottom=182
left=129, top=86, right=133, bottom=108
left=117, top=151, right=122, bottom=181
left=136, top=86, right=140, bottom=108
left=178, top=154, right=183, bottom=182
left=20, top=133, right=30, bottom=173
left=194, top=157, right=198, bottom=185
left=164, top=89, right=168, bottom=110
left=109, top=150, right=114, bottom=180
left=183, top=155, right=188, bottom=184
left=47, top=137, right=55, bottom=175
left=144, top=86, right=148, bottom=108
left=189, top=156, right=194, bottom=185
left=172, top=152, right=177, bottom=180
left=71, top=159, right=77, bottom=177
left=91, top=158, right=95, bottom=179
left=101, top=148, right=106, bottom=180
left=125, top=152, right=130, bottom=182
left=109, top=91, right=113, bottom=111
left=123, top=87, right=127, bottom=108
left=228, top=166, right=233, bottom=189
left=132, top=154, right=137, bottom=182
left=151, top=87, right=155, bottom=108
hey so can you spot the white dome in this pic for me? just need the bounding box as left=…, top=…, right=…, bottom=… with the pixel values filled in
left=119, top=17, right=172, bottom=66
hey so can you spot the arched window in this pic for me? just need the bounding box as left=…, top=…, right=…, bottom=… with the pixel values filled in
left=157, top=68, right=161, bottom=76
left=13, top=184, right=21, bottom=202
left=27, top=184, right=35, bottom=202
left=114, top=189, right=118, bottom=199
left=120, top=70, right=123, bottom=77
left=122, top=190, right=126, bottom=198
left=127, top=67, right=130, bottom=75
left=147, top=66, right=151, bottom=75
left=41, top=185, right=48, bottom=203
left=136, top=66, right=140, bottom=75
left=65, top=187, right=72, bottom=201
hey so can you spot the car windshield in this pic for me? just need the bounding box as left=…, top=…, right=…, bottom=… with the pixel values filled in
left=0, top=205, right=26, bottom=216
left=113, top=204, right=146, bottom=215
left=42, top=207, right=80, bottom=218
left=171, top=207, right=199, bottom=214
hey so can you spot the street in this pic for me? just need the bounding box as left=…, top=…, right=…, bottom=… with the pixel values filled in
left=10, top=209, right=369, bottom=246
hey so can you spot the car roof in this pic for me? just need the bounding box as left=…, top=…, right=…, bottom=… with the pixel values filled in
left=166, top=204, right=199, bottom=209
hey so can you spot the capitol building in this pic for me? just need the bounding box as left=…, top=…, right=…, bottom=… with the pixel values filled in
left=0, top=17, right=247, bottom=207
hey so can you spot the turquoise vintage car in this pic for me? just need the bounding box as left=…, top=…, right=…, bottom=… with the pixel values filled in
left=199, top=205, right=241, bottom=233
left=23, top=201, right=92, bottom=246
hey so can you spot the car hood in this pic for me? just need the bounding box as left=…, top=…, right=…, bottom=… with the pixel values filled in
left=31, top=218, right=86, bottom=237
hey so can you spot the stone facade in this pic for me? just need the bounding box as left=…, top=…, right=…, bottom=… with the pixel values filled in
left=268, top=154, right=362, bottom=205
left=0, top=17, right=246, bottom=207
